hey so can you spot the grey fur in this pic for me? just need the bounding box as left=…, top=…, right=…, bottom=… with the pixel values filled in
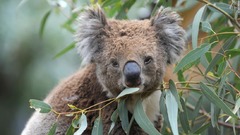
left=75, top=6, right=108, bottom=65
left=151, top=7, right=186, bottom=64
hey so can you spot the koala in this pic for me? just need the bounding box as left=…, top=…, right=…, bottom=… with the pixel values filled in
left=22, top=6, right=185, bottom=135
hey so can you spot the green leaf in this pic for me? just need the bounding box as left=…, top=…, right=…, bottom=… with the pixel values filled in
left=67, top=104, right=80, bottom=110
left=166, top=90, right=179, bottom=135
left=62, top=12, right=78, bottom=33
left=169, top=80, right=183, bottom=112
left=29, top=99, right=52, bottom=113
left=210, top=103, right=219, bottom=128
left=225, top=49, right=240, bottom=59
left=205, top=37, right=236, bottom=75
left=200, top=82, right=237, bottom=119
left=192, top=5, right=207, bottom=49
left=174, top=43, right=211, bottom=73
left=118, top=99, right=129, bottom=134
left=193, top=122, right=211, bottom=134
left=108, top=109, right=118, bottom=134
left=192, top=96, right=203, bottom=122
left=47, top=122, right=57, bottom=135
left=91, top=117, right=103, bottom=135
left=226, top=98, right=240, bottom=122
left=159, top=91, right=170, bottom=127
left=201, top=21, right=213, bottom=33
left=74, top=114, right=88, bottom=135
left=116, top=88, right=139, bottom=99
left=179, top=98, right=190, bottom=134
left=39, top=10, right=51, bottom=38
left=208, top=3, right=233, bottom=15
left=116, top=0, right=136, bottom=19
left=66, top=124, right=75, bottom=135
left=133, top=99, right=161, bottom=135
left=53, top=42, right=75, bottom=59
left=102, top=0, right=121, bottom=7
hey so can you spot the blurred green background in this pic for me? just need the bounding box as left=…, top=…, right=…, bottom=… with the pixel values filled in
left=0, top=1, right=147, bottom=134
left=0, top=0, right=81, bottom=134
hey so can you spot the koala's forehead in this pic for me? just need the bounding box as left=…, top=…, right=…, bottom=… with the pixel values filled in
left=103, top=20, right=158, bottom=55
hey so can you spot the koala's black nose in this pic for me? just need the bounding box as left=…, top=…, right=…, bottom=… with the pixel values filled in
left=123, top=61, right=141, bottom=87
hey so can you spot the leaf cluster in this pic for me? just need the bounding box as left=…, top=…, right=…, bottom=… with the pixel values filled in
left=21, top=0, right=240, bottom=134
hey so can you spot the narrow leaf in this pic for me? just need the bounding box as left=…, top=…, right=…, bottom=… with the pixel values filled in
left=226, top=98, right=240, bottom=122
left=166, top=90, right=179, bottom=135
left=169, top=80, right=183, bottom=111
left=201, top=21, right=213, bottom=33
left=179, top=98, right=190, bottom=134
left=74, top=114, right=88, bottom=135
left=200, top=82, right=237, bottom=119
left=159, top=91, right=170, bottom=127
left=192, top=96, right=203, bottom=122
left=193, top=122, right=211, bottom=134
left=192, top=5, right=207, bottom=49
left=118, top=99, right=129, bottom=134
left=29, top=99, right=52, bottom=113
left=108, top=109, right=118, bottom=134
left=116, top=88, right=139, bottom=99
left=102, top=0, right=121, bottom=7
left=39, top=10, right=51, bottom=38
left=91, top=117, right=103, bottom=135
left=66, top=124, right=75, bottom=135
left=174, top=43, right=211, bottom=73
left=133, top=99, right=161, bottom=135
left=116, top=0, right=136, bottom=19
left=47, top=122, right=57, bottom=135
left=53, top=42, right=75, bottom=59
left=205, top=37, right=236, bottom=74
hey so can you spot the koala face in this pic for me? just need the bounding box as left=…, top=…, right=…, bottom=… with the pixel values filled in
left=76, top=7, right=186, bottom=97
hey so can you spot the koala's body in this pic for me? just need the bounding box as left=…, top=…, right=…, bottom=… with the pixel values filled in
left=22, top=6, right=185, bottom=135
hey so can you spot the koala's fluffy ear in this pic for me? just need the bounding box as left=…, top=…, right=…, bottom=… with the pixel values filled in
left=75, top=6, right=107, bottom=65
left=151, top=7, right=186, bottom=64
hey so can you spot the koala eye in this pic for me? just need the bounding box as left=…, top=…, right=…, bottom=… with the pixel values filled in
left=111, top=60, right=119, bottom=68
left=144, top=56, right=153, bottom=65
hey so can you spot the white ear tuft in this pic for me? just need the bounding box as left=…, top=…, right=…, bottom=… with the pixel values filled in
left=151, top=7, right=186, bottom=64
left=75, top=6, right=108, bottom=65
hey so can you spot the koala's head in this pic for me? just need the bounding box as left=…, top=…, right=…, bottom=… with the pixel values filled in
left=76, top=6, right=186, bottom=97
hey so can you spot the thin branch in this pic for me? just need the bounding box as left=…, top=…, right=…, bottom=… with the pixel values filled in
left=198, top=0, right=240, bottom=30
left=186, top=102, right=240, bottom=129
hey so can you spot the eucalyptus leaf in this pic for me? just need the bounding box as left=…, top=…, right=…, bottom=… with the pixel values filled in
left=200, top=82, right=237, bottom=119
left=225, top=98, right=240, bottom=122
left=166, top=90, right=179, bottom=135
left=133, top=99, right=161, bottom=135
left=192, top=5, right=207, bottom=49
left=29, top=99, right=52, bottom=113
left=118, top=99, right=129, bottom=134
left=192, top=96, right=203, bottom=122
left=116, top=88, right=139, bottom=99
left=53, top=42, right=75, bottom=59
left=160, top=91, right=170, bottom=127
left=201, top=21, right=213, bottom=33
left=193, top=122, right=211, bottom=134
left=91, top=117, right=103, bottom=135
left=108, top=109, right=118, bottom=134
left=169, top=80, right=183, bottom=112
left=102, top=0, right=121, bottom=7
left=179, top=98, right=190, bottom=134
left=116, top=0, right=136, bottom=19
left=174, top=43, right=211, bottom=73
left=66, top=124, right=75, bottom=135
left=205, top=36, right=236, bottom=75
left=74, top=114, right=88, bottom=135
left=47, top=122, right=57, bottom=135
left=39, top=10, right=51, bottom=38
